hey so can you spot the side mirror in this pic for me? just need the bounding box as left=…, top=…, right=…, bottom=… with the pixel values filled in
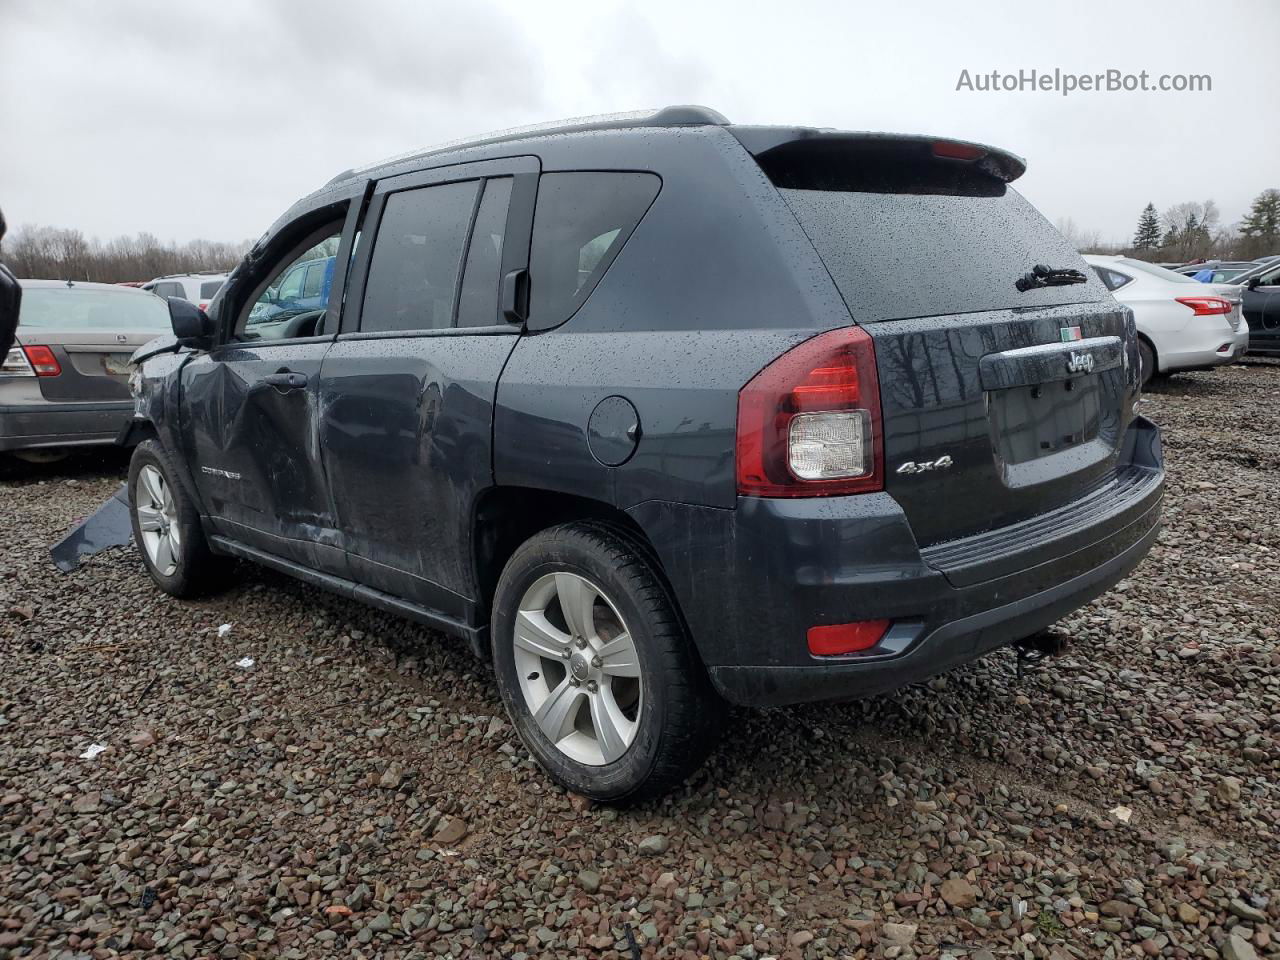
left=1246, top=276, right=1262, bottom=291
left=168, top=297, right=214, bottom=346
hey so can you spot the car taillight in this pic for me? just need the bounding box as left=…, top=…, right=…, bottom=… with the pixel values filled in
left=198, top=302, right=209, bottom=311
left=737, top=326, right=883, bottom=497
left=1, top=347, right=35, bottom=377
left=1175, top=296, right=1232, bottom=317
left=23, top=345, right=62, bottom=377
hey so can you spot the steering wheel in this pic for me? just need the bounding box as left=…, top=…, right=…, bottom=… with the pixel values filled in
left=280, top=309, right=326, bottom=340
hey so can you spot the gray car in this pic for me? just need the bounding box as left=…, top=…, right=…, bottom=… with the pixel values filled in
left=0, top=280, right=170, bottom=461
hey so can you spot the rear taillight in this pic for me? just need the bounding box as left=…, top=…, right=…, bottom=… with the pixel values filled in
left=737, top=326, right=883, bottom=497
left=23, top=345, right=62, bottom=377
left=198, top=302, right=209, bottom=311
left=1, top=347, right=34, bottom=377
left=1175, top=296, right=1232, bottom=317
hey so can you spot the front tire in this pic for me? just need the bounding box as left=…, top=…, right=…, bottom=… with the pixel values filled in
left=128, top=439, right=232, bottom=597
left=491, top=522, right=723, bottom=803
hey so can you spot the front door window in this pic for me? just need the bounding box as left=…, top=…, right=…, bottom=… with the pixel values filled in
left=244, top=230, right=342, bottom=340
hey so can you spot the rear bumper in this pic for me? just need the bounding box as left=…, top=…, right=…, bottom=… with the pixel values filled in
left=629, top=417, right=1164, bottom=706
left=0, top=400, right=133, bottom=452
left=1161, top=328, right=1246, bottom=370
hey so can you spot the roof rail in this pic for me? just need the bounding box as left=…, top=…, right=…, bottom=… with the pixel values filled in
left=328, top=105, right=729, bottom=185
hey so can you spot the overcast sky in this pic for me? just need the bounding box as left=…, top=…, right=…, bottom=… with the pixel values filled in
left=2, top=0, right=1276, bottom=246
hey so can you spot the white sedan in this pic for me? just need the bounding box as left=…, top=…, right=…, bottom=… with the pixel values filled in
left=1084, top=255, right=1247, bottom=384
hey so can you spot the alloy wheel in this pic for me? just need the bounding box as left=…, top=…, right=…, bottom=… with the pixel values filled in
left=512, top=571, right=643, bottom=766
left=135, top=464, right=182, bottom=577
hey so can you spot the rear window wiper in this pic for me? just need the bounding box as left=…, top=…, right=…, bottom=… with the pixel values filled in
left=1015, top=264, right=1088, bottom=292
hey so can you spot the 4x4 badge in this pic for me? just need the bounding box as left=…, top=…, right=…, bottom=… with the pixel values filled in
left=896, top=455, right=954, bottom=475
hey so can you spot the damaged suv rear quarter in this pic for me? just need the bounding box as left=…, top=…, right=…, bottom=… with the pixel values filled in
left=123, top=106, right=1162, bottom=801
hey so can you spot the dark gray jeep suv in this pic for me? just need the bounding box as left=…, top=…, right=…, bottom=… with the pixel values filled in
left=123, top=106, right=1164, bottom=801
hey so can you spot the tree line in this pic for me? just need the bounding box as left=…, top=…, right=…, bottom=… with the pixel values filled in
left=0, top=225, right=252, bottom=284
left=1062, top=188, right=1280, bottom=261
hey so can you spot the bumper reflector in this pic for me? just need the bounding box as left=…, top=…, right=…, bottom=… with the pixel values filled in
left=807, top=619, right=892, bottom=656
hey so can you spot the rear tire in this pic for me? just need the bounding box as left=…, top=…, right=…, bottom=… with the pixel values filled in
left=491, top=522, right=723, bottom=803
left=1138, top=338, right=1157, bottom=386
left=128, top=439, right=233, bottom=597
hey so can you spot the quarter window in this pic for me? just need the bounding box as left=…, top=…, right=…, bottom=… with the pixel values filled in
left=151, top=281, right=185, bottom=299
left=527, top=172, right=661, bottom=329
left=361, top=181, right=479, bottom=333
left=1091, top=266, right=1132, bottom=291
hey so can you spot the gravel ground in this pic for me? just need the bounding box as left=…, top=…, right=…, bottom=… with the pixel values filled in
left=2, top=361, right=1278, bottom=960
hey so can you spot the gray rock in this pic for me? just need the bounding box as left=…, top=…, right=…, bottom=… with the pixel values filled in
left=638, top=835, right=669, bottom=855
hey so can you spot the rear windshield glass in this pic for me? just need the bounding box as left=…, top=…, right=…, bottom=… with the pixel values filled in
left=18, top=288, right=170, bottom=330
left=779, top=184, right=1103, bottom=323
left=200, top=280, right=223, bottom=298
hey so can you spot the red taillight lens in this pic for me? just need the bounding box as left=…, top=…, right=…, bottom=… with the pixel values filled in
left=932, top=140, right=986, bottom=161
left=23, top=345, right=62, bottom=377
left=808, top=620, right=892, bottom=656
left=737, top=326, right=883, bottom=497
left=1175, top=296, right=1232, bottom=317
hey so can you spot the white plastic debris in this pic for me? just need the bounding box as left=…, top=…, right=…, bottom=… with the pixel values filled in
left=235, top=657, right=255, bottom=669
left=79, top=743, right=108, bottom=760
left=1110, top=805, right=1134, bottom=823
left=217, top=623, right=233, bottom=637
left=1011, top=896, right=1027, bottom=919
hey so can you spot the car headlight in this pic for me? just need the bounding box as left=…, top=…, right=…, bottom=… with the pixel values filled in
left=128, top=366, right=144, bottom=397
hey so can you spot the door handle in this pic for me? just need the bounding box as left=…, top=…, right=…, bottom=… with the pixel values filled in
left=262, top=371, right=308, bottom=390
left=501, top=268, right=528, bottom=324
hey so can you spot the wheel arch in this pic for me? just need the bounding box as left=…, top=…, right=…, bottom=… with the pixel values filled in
left=472, top=487, right=687, bottom=646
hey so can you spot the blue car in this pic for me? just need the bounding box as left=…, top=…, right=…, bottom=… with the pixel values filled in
left=246, top=255, right=335, bottom=332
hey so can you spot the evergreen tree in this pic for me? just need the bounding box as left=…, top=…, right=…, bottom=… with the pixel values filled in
left=1132, top=203, right=1162, bottom=250
left=1239, top=189, right=1280, bottom=257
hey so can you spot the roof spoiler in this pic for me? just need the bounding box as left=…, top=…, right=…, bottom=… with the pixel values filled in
left=730, top=126, right=1027, bottom=183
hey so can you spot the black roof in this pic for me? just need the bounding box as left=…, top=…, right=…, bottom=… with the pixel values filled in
left=326, top=105, right=731, bottom=186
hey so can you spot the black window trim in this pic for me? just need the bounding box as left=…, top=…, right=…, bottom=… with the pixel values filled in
left=342, top=155, right=540, bottom=339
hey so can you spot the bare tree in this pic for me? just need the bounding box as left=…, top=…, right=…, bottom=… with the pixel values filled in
left=5, top=224, right=251, bottom=283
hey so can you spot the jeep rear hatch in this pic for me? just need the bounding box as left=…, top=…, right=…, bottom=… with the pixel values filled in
left=737, top=128, right=1139, bottom=546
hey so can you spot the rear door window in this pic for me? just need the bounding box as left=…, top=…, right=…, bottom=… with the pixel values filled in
left=527, top=172, right=661, bottom=329
left=360, top=180, right=479, bottom=333
left=302, top=261, right=326, bottom=299
left=199, top=280, right=223, bottom=298
left=456, top=177, right=513, bottom=328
